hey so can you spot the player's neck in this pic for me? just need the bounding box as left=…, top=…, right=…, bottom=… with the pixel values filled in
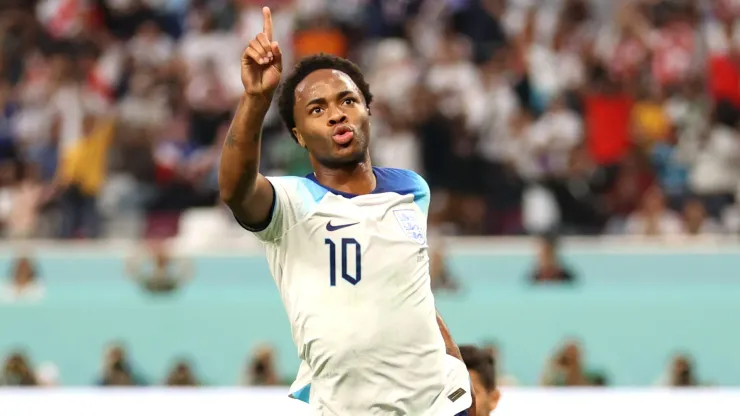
left=311, top=157, right=376, bottom=195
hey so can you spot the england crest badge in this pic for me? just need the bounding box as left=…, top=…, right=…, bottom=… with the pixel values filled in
left=393, top=209, right=426, bottom=245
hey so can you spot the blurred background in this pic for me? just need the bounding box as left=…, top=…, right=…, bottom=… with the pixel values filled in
left=0, top=0, right=739, bottom=392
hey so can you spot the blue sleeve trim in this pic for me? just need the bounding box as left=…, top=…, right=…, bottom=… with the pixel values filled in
left=288, top=383, right=311, bottom=403
left=296, top=177, right=330, bottom=203
left=412, top=173, right=431, bottom=215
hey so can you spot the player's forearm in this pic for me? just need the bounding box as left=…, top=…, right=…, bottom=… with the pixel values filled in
left=436, top=310, right=462, bottom=361
left=218, top=93, right=272, bottom=205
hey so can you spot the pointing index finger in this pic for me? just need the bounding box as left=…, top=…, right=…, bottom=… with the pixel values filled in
left=262, top=6, right=273, bottom=41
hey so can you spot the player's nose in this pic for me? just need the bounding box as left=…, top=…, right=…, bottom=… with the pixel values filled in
left=327, top=108, right=347, bottom=126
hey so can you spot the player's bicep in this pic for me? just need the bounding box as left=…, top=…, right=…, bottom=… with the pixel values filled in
left=230, top=174, right=275, bottom=231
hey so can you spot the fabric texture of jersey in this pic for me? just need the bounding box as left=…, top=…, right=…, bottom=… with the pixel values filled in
left=240, top=167, right=470, bottom=416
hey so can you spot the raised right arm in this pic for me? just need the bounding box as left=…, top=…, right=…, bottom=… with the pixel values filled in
left=218, top=6, right=282, bottom=228
left=218, top=95, right=275, bottom=227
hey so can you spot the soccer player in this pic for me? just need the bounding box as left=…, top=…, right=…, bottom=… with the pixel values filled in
left=219, top=7, right=473, bottom=415
left=459, top=345, right=501, bottom=415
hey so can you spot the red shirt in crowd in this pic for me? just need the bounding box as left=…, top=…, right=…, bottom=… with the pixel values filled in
left=584, top=93, right=634, bottom=165
left=709, top=53, right=740, bottom=107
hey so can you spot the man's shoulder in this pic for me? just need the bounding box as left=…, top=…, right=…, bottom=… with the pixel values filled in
left=265, top=175, right=313, bottom=187
left=374, top=168, right=429, bottom=193
left=374, top=168, right=431, bottom=213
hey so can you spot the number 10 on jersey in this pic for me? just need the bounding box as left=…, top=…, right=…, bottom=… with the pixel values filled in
left=324, top=238, right=362, bottom=286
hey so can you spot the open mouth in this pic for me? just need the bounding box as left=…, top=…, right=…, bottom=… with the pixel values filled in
left=332, top=125, right=354, bottom=146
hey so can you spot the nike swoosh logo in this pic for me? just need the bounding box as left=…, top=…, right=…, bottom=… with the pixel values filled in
left=326, top=221, right=359, bottom=232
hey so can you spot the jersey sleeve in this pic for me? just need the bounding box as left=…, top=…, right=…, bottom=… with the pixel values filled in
left=235, top=176, right=325, bottom=243
left=410, top=171, right=431, bottom=215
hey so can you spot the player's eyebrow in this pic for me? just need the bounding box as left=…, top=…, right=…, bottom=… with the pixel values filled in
left=305, top=97, right=327, bottom=108
left=336, top=90, right=354, bottom=100
left=305, top=90, right=355, bottom=108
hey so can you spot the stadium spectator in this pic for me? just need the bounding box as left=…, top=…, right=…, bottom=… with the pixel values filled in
left=621, top=186, right=683, bottom=236
left=0, top=351, right=37, bottom=386
left=529, top=233, right=576, bottom=284
left=165, top=359, right=199, bottom=387
left=541, top=340, right=591, bottom=386
left=681, top=197, right=724, bottom=235
left=0, top=254, right=44, bottom=302
left=588, top=370, right=610, bottom=386
left=540, top=144, right=611, bottom=235
left=649, top=128, right=692, bottom=211
left=97, top=342, right=145, bottom=386
left=459, top=344, right=501, bottom=415
left=582, top=67, right=633, bottom=167
left=687, top=100, right=740, bottom=218
left=481, top=342, right=519, bottom=386
left=125, top=239, right=192, bottom=295
left=243, top=345, right=280, bottom=386
left=632, top=83, right=671, bottom=147
left=56, top=114, right=116, bottom=239
left=0, top=162, right=48, bottom=239
left=34, top=361, right=60, bottom=387
left=655, top=353, right=701, bottom=387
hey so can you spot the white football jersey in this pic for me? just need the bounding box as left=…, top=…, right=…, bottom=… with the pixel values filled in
left=240, top=167, right=471, bottom=416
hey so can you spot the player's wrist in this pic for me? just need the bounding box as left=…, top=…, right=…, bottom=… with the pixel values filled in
left=242, top=90, right=275, bottom=108
left=239, top=93, right=274, bottom=122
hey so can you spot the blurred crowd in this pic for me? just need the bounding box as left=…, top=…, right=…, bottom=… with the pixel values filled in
left=0, top=338, right=705, bottom=388
left=0, top=0, right=738, bottom=239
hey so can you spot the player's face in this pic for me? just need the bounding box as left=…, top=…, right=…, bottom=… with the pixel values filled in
left=292, top=69, right=371, bottom=168
left=470, top=370, right=500, bottom=415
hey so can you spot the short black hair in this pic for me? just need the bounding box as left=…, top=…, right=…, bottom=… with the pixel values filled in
left=459, top=345, right=496, bottom=391
left=277, top=53, right=373, bottom=142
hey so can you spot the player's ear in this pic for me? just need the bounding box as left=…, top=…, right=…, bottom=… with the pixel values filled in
left=367, top=106, right=372, bottom=116
left=490, top=389, right=501, bottom=412
left=292, top=128, right=307, bottom=149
